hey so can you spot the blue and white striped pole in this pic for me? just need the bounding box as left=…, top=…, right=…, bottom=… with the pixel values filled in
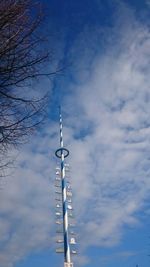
left=55, top=107, right=71, bottom=265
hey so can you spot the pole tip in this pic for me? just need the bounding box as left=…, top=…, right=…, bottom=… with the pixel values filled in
left=59, top=105, right=62, bottom=116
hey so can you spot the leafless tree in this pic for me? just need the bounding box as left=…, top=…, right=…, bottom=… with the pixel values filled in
left=0, top=0, right=56, bottom=174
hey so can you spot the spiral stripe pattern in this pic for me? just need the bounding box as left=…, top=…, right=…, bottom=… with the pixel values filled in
left=59, top=109, right=71, bottom=263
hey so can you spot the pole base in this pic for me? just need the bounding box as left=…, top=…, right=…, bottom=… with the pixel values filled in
left=64, top=262, right=73, bottom=267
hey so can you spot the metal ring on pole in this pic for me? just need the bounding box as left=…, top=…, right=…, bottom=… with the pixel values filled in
left=55, top=148, right=69, bottom=158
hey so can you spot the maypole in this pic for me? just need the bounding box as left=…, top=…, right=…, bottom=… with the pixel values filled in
left=55, top=107, right=76, bottom=267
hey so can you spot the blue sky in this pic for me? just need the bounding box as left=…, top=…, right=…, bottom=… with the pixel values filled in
left=0, top=1, right=150, bottom=267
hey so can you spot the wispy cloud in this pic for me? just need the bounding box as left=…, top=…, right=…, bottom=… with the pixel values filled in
left=0, top=125, right=58, bottom=267
left=64, top=0, right=150, bottom=260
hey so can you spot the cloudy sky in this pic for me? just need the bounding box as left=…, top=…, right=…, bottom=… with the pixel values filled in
left=0, top=0, right=150, bottom=267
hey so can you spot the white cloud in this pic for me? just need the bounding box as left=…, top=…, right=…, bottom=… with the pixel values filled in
left=65, top=1, right=150, bottom=259
left=0, top=125, right=58, bottom=267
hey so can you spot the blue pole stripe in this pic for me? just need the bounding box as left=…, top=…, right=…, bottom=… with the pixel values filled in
left=63, top=204, right=67, bottom=218
left=64, top=233, right=67, bottom=255
left=61, top=161, right=64, bottom=170
left=62, top=179, right=66, bottom=191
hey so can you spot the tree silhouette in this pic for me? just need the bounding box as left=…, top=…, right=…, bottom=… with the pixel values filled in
left=0, top=0, right=56, bottom=174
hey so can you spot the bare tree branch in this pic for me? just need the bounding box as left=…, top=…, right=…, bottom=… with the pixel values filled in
left=0, top=0, right=57, bottom=174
